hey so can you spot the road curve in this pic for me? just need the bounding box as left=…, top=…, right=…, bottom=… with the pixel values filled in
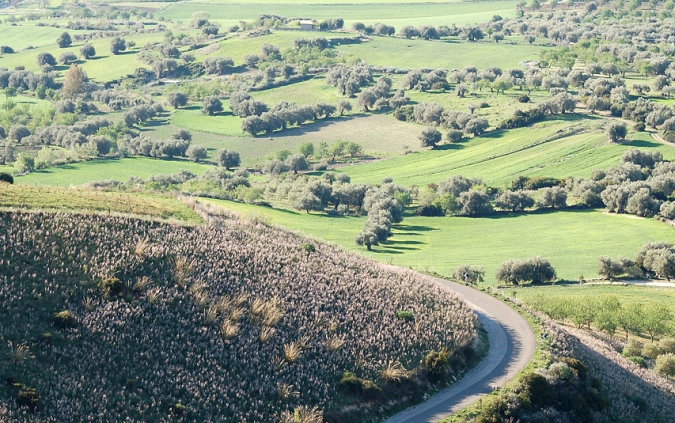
left=382, top=274, right=536, bottom=423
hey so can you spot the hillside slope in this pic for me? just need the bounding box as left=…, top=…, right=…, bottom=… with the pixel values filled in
left=0, top=211, right=477, bottom=422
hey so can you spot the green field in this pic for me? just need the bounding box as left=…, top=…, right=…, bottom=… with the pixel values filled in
left=0, top=24, right=92, bottom=50
left=516, top=284, right=675, bottom=308
left=16, top=157, right=213, bottom=186
left=158, top=1, right=519, bottom=28
left=338, top=36, right=543, bottom=69
left=0, top=30, right=176, bottom=82
left=338, top=118, right=675, bottom=187
left=202, top=198, right=674, bottom=283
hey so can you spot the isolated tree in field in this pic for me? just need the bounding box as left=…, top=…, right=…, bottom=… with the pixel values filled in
left=607, top=122, right=627, bottom=142
left=216, top=149, right=240, bottom=170
left=202, top=96, right=223, bottom=116
left=419, top=127, right=442, bottom=148
left=9, top=125, right=30, bottom=142
left=110, top=37, right=127, bottom=55
left=61, top=64, right=86, bottom=99
left=643, top=248, right=675, bottom=281
left=346, top=142, right=362, bottom=157
left=491, top=32, right=504, bottom=43
left=293, top=192, right=323, bottom=213
left=56, top=32, right=72, bottom=48
left=80, top=43, right=95, bottom=59
left=496, top=256, right=556, bottom=285
left=166, top=92, right=188, bottom=109
left=36, top=52, right=56, bottom=67
left=299, top=142, right=314, bottom=158
left=186, top=145, right=207, bottom=162
left=452, top=265, right=485, bottom=284
left=59, top=51, right=77, bottom=65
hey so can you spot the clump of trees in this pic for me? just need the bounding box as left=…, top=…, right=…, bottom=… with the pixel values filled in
left=496, top=256, right=556, bottom=285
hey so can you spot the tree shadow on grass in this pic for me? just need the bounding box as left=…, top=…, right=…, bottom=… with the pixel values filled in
left=268, top=115, right=359, bottom=138
left=435, top=143, right=465, bottom=151
left=623, top=139, right=661, bottom=148
left=394, top=224, right=438, bottom=232
left=481, top=207, right=599, bottom=220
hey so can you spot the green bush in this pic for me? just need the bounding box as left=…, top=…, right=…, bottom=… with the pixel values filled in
left=14, top=384, right=39, bottom=411
left=338, top=372, right=381, bottom=400
left=395, top=310, right=414, bottom=321
left=517, top=94, right=530, bottom=103
left=626, top=355, right=648, bottom=368
left=634, top=122, right=646, bottom=132
left=0, top=172, right=13, bottom=184
left=53, top=310, right=77, bottom=329
left=641, top=343, right=663, bottom=359
left=655, top=353, right=675, bottom=376
left=101, top=277, right=123, bottom=298
left=562, top=357, right=587, bottom=381
left=300, top=243, right=316, bottom=253
left=659, top=337, right=675, bottom=354
left=622, top=339, right=643, bottom=357
left=515, top=372, right=555, bottom=409
left=171, top=403, right=186, bottom=415
left=422, top=349, right=450, bottom=378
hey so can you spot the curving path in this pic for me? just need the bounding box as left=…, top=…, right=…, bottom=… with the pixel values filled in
left=381, top=274, right=536, bottom=423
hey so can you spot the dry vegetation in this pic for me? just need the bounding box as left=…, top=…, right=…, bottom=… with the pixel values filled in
left=0, top=211, right=477, bottom=422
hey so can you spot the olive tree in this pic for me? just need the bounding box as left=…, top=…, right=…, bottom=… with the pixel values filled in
left=607, top=122, right=628, bottom=142
left=216, top=149, right=240, bottom=170
left=419, top=127, right=442, bottom=148
left=201, top=96, right=223, bottom=116
left=452, top=265, right=485, bottom=284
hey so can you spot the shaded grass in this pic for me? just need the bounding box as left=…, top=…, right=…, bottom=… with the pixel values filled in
left=16, top=157, right=213, bottom=186
left=202, top=199, right=674, bottom=283
left=0, top=183, right=202, bottom=223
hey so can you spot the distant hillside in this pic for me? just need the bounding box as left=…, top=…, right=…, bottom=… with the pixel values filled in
left=0, top=211, right=477, bottom=422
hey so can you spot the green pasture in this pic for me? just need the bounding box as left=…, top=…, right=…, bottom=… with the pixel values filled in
left=338, top=37, right=542, bottom=70
left=251, top=76, right=344, bottom=105
left=516, top=284, right=675, bottom=308
left=165, top=110, right=424, bottom=164
left=200, top=31, right=350, bottom=64
left=0, top=30, right=175, bottom=82
left=203, top=198, right=674, bottom=283
left=337, top=118, right=675, bottom=187
left=158, top=1, right=518, bottom=28
left=0, top=24, right=91, bottom=50
left=15, top=157, right=213, bottom=186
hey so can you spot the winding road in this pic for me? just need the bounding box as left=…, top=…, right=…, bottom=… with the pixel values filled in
left=382, top=275, right=536, bottom=423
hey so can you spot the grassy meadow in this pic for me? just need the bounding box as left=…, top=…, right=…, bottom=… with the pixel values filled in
left=201, top=198, right=674, bottom=283
left=338, top=118, right=675, bottom=187
left=338, top=36, right=542, bottom=70
left=16, top=157, right=212, bottom=186
left=158, top=0, right=519, bottom=28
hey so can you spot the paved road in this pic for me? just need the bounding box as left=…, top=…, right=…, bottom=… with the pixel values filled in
left=382, top=275, right=536, bottom=423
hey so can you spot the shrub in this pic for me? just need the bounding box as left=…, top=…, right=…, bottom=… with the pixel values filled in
left=634, top=122, right=646, bottom=132
left=423, top=349, right=450, bottom=378
left=642, top=343, right=663, bottom=359
left=516, top=372, right=555, bottom=409
left=659, top=337, right=675, bottom=354
left=452, top=264, right=485, bottom=284
left=338, top=372, right=381, bottom=400
left=101, top=277, right=123, bottom=298
left=626, top=355, right=648, bottom=368
left=15, top=384, right=39, bottom=411
left=655, top=353, right=675, bottom=376
left=413, top=204, right=445, bottom=216
left=518, top=94, right=531, bottom=103
left=300, top=243, right=315, bottom=253
left=622, top=339, right=644, bottom=357
left=53, top=310, right=77, bottom=329
left=395, top=310, right=414, bottom=321
left=0, top=172, right=13, bottom=184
